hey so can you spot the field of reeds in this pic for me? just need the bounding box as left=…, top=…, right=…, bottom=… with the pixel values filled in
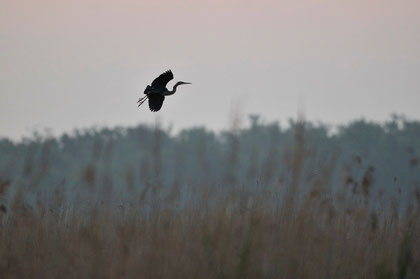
left=0, top=116, right=419, bottom=278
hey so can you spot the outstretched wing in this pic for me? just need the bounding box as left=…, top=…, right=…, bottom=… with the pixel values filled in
left=148, top=95, right=165, bottom=112
left=151, top=70, right=173, bottom=89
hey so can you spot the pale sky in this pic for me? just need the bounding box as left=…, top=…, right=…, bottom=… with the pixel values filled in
left=1, top=0, right=419, bottom=139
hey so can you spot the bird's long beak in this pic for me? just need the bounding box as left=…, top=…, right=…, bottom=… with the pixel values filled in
left=181, top=82, right=191, bottom=85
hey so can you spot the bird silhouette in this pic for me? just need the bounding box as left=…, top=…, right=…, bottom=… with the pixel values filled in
left=137, top=70, right=191, bottom=112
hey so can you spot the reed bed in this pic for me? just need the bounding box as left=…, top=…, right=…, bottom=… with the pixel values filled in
left=0, top=118, right=419, bottom=278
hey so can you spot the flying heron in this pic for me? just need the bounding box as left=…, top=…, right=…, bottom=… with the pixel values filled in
left=137, top=70, right=191, bottom=112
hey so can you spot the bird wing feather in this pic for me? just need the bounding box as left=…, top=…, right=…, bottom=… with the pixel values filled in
left=148, top=95, right=165, bottom=112
left=151, top=70, right=174, bottom=89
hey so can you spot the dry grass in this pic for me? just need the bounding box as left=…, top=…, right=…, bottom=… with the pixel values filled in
left=0, top=121, right=419, bottom=279
left=1, top=195, right=419, bottom=278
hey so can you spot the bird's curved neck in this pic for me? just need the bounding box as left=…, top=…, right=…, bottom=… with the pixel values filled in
left=165, top=83, right=180, bottom=96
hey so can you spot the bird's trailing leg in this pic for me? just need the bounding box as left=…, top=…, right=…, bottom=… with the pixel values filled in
left=138, top=97, right=147, bottom=107
left=137, top=96, right=148, bottom=107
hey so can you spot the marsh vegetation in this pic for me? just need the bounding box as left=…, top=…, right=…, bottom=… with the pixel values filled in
left=0, top=115, right=419, bottom=278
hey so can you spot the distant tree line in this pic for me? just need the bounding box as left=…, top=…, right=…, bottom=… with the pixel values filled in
left=0, top=115, right=419, bottom=210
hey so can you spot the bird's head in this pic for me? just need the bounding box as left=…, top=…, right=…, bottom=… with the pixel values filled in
left=176, top=81, right=191, bottom=86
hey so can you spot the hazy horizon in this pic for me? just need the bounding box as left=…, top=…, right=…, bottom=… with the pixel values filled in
left=1, top=0, right=420, bottom=140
